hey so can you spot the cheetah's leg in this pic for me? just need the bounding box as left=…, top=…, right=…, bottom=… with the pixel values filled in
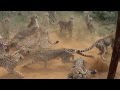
left=43, top=60, right=48, bottom=69
left=101, top=46, right=107, bottom=60
left=12, top=70, right=24, bottom=78
left=97, top=47, right=103, bottom=55
left=22, top=60, right=37, bottom=68
left=6, top=68, right=24, bottom=78
left=105, top=46, right=108, bottom=54
left=71, top=55, right=74, bottom=62
left=69, top=29, right=73, bottom=38
left=60, top=27, right=63, bottom=36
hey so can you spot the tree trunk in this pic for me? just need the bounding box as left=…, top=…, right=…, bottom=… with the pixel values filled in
left=107, top=11, right=120, bottom=79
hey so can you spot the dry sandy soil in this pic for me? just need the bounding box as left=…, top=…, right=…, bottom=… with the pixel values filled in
left=0, top=31, right=119, bottom=79
left=0, top=12, right=118, bottom=79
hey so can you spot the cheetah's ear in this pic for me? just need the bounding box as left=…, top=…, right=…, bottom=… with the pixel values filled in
left=27, top=50, right=30, bottom=54
left=111, top=30, right=114, bottom=33
left=19, top=55, right=24, bottom=59
left=32, top=14, right=38, bottom=19
left=5, top=46, right=9, bottom=52
left=20, top=56, right=22, bottom=59
left=35, top=15, right=38, bottom=18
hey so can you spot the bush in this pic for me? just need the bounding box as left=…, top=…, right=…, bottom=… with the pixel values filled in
left=91, top=11, right=118, bottom=23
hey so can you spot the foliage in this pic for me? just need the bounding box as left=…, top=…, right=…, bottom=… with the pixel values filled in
left=0, top=11, right=117, bottom=37
left=91, top=11, right=118, bottom=23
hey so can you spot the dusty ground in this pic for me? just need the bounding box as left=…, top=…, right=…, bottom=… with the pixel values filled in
left=0, top=11, right=119, bottom=79
left=0, top=31, right=119, bottom=79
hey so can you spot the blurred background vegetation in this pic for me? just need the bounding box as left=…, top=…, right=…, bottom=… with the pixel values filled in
left=0, top=11, right=118, bottom=37
left=0, top=11, right=117, bottom=23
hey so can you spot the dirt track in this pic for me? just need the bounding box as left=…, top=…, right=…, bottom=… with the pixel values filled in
left=0, top=32, right=119, bottom=79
